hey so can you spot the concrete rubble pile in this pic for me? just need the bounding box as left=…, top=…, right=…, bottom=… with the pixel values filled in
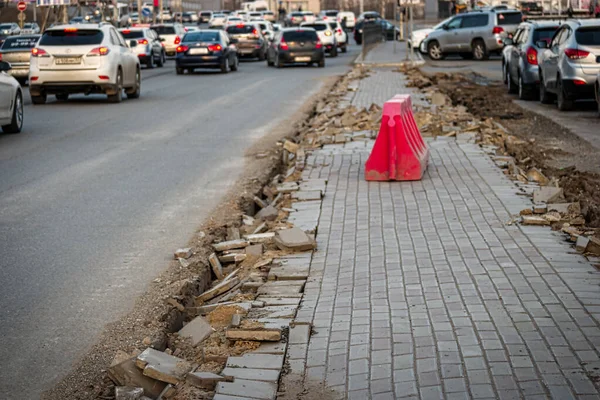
left=102, top=67, right=376, bottom=400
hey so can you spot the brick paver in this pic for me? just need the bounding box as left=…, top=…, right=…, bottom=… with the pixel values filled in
left=289, top=70, right=600, bottom=399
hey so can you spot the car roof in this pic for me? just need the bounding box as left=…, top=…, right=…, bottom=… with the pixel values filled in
left=303, top=21, right=328, bottom=25
left=186, top=29, right=221, bottom=33
left=281, top=27, right=315, bottom=31
left=574, top=19, right=600, bottom=27
left=46, top=23, right=104, bottom=30
left=521, top=20, right=561, bottom=28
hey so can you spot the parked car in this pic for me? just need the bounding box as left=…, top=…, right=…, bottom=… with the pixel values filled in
left=209, top=13, right=227, bottom=28
left=301, top=21, right=337, bottom=57
left=409, top=17, right=452, bottom=52
left=225, top=23, right=267, bottom=60
left=175, top=29, right=238, bottom=74
left=273, top=23, right=282, bottom=32
left=29, top=24, right=141, bottom=104
left=520, top=1, right=543, bottom=14
left=120, top=27, right=165, bottom=68
left=233, top=10, right=248, bottom=20
left=379, top=19, right=400, bottom=41
left=21, top=23, right=41, bottom=35
left=151, top=23, right=186, bottom=56
left=319, top=9, right=339, bottom=21
left=354, top=18, right=385, bottom=45
left=0, top=35, right=40, bottom=84
left=328, top=20, right=348, bottom=52
left=0, top=23, right=20, bottom=45
left=357, top=11, right=381, bottom=22
left=266, top=27, right=324, bottom=67
left=337, top=11, right=356, bottom=29
left=596, top=70, right=600, bottom=116
left=502, top=20, right=559, bottom=100
left=199, top=11, right=213, bottom=23
left=285, top=12, right=305, bottom=26
left=262, top=11, right=276, bottom=22
left=160, top=9, right=173, bottom=22
left=424, top=9, right=523, bottom=60
left=538, top=19, right=600, bottom=111
left=0, top=61, right=23, bottom=133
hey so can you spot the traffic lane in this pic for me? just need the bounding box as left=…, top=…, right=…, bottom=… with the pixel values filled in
left=0, top=45, right=358, bottom=399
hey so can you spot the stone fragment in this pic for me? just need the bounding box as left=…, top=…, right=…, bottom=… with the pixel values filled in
left=136, top=348, right=193, bottom=385
left=246, top=244, right=264, bottom=257
left=253, top=196, right=268, bottom=210
left=225, top=328, right=281, bottom=341
left=257, top=280, right=305, bottom=295
left=245, top=232, right=276, bottom=244
left=543, top=211, right=562, bottom=222
left=197, top=277, right=240, bottom=302
left=227, top=227, right=241, bottom=241
left=255, top=205, right=279, bottom=221
left=213, top=239, right=249, bottom=252
left=115, top=386, right=144, bottom=400
left=225, top=354, right=284, bottom=370
left=283, top=140, right=299, bottom=154
left=253, top=222, right=268, bottom=234
left=431, top=92, right=446, bottom=106
left=178, top=316, right=214, bottom=346
left=252, top=341, right=287, bottom=355
left=588, top=237, right=600, bottom=256
left=533, top=203, right=548, bottom=214
left=231, top=314, right=242, bottom=327
left=186, top=371, right=228, bottom=390
left=275, top=182, right=299, bottom=193
left=241, top=282, right=263, bottom=293
left=208, top=253, right=224, bottom=280
left=576, top=236, right=590, bottom=253
left=216, top=379, right=277, bottom=400
left=533, top=187, right=563, bottom=203
left=274, top=228, right=316, bottom=251
left=291, top=190, right=322, bottom=201
left=174, top=248, right=192, bottom=259
left=108, top=356, right=167, bottom=398
left=251, top=300, right=265, bottom=308
left=242, top=215, right=255, bottom=226
left=268, top=264, right=310, bottom=281
left=218, top=253, right=246, bottom=264
left=548, top=202, right=581, bottom=214
left=526, top=167, right=549, bottom=185
left=521, top=215, right=551, bottom=226
left=519, top=208, right=533, bottom=216
left=221, top=367, right=280, bottom=382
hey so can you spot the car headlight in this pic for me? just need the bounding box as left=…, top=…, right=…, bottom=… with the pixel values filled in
left=325, top=30, right=332, bottom=36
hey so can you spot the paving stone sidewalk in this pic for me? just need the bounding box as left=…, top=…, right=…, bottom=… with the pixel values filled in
left=286, top=70, right=600, bottom=399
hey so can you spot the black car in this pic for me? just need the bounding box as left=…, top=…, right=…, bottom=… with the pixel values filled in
left=266, top=28, right=325, bottom=68
left=175, top=30, right=238, bottom=74
left=354, top=18, right=398, bottom=44
left=520, top=1, right=543, bottom=15
left=225, top=23, right=267, bottom=60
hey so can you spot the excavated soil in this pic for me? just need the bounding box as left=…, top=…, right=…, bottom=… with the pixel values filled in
left=421, top=71, right=600, bottom=228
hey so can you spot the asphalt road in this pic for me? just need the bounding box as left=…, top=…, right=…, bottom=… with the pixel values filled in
left=0, top=45, right=358, bottom=399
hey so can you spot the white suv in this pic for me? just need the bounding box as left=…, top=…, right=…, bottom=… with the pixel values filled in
left=301, top=21, right=338, bottom=57
left=29, top=24, right=141, bottom=104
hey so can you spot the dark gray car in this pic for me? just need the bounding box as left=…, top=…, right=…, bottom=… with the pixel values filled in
left=502, top=21, right=559, bottom=100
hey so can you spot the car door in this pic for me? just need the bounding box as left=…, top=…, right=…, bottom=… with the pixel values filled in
left=440, top=16, right=463, bottom=51
left=509, top=28, right=525, bottom=79
left=545, top=27, right=567, bottom=90
left=458, top=14, right=487, bottom=50
left=111, top=29, right=134, bottom=85
left=149, top=30, right=161, bottom=56
left=0, top=70, right=12, bottom=120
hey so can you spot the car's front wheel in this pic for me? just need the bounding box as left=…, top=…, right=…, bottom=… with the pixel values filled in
left=157, top=51, right=165, bottom=67
left=427, top=41, right=444, bottom=60
left=2, top=91, right=23, bottom=134
left=31, top=93, right=46, bottom=105
left=538, top=71, right=554, bottom=104
left=557, top=77, right=574, bottom=111
left=221, top=57, right=229, bottom=73
left=146, top=52, right=155, bottom=68
left=472, top=40, right=488, bottom=60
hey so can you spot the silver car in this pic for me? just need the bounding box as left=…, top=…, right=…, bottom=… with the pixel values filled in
left=0, top=35, right=40, bottom=84
left=425, top=9, right=522, bottom=60
left=538, top=19, right=600, bottom=111
left=502, top=21, right=559, bottom=100
left=119, top=27, right=165, bottom=68
left=0, top=61, right=24, bottom=133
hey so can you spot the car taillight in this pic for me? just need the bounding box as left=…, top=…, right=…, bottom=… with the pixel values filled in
left=174, top=36, right=181, bottom=44
left=564, top=48, right=589, bottom=60
left=316, top=40, right=323, bottom=49
left=122, top=29, right=131, bottom=34
left=526, top=46, right=537, bottom=65
left=138, top=39, right=149, bottom=45
left=492, top=26, right=504, bottom=34
left=573, top=79, right=587, bottom=85
left=325, top=30, right=332, bottom=36
left=176, top=45, right=189, bottom=53
left=88, top=46, right=110, bottom=56
left=208, top=44, right=222, bottom=52
left=303, top=16, right=307, bottom=20
left=252, top=28, right=258, bottom=36
left=0, top=53, right=2, bottom=61
left=31, top=47, right=48, bottom=57
left=280, top=38, right=289, bottom=50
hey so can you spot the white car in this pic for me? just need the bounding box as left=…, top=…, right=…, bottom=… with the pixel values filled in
left=337, top=11, right=355, bottom=29
left=409, top=17, right=452, bottom=53
left=328, top=20, right=348, bottom=52
left=209, top=13, right=227, bottom=27
left=21, top=23, right=41, bottom=35
left=302, top=11, right=316, bottom=24
left=225, top=16, right=244, bottom=26
left=151, top=23, right=186, bottom=56
left=252, top=20, right=275, bottom=40
left=160, top=10, right=173, bottom=22
left=0, top=23, right=20, bottom=37
left=233, top=10, right=248, bottom=20
left=248, top=11, right=263, bottom=20
left=0, top=61, right=24, bottom=133
left=301, top=21, right=337, bottom=57
left=262, top=11, right=276, bottom=22
left=29, top=24, right=141, bottom=104
left=119, top=27, right=165, bottom=68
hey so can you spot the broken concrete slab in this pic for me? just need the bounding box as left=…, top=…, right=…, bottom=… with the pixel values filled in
left=218, top=253, right=246, bottom=264
left=108, top=357, right=167, bottom=398
left=244, top=232, right=275, bottom=244
left=291, top=190, right=322, bottom=201
left=431, top=92, right=446, bottom=106
left=221, top=367, right=280, bottom=383
left=576, top=236, right=590, bottom=253
left=213, top=239, right=249, bottom=252
left=115, top=386, right=144, bottom=400
left=227, top=227, right=241, bottom=241
left=521, top=215, right=551, bottom=226
left=197, top=277, right=240, bottom=303
left=136, top=348, right=193, bottom=385
left=533, top=203, right=548, bottom=214
left=209, top=253, right=224, bottom=280
left=225, top=354, right=284, bottom=370
left=225, top=328, right=282, bottom=341
left=252, top=341, right=288, bottom=355
left=526, top=167, right=549, bottom=185
left=255, top=205, right=279, bottom=221
left=186, top=371, right=228, bottom=390
left=248, top=305, right=298, bottom=319
left=548, top=202, right=581, bottom=214
left=274, top=228, right=316, bottom=252
left=174, top=248, right=193, bottom=259
left=283, top=140, right=299, bottom=154
left=230, top=314, right=242, bottom=327
left=195, top=302, right=252, bottom=315
left=533, top=187, right=563, bottom=204
left=256, top=296, right=302, bottom=306
left=255, top=318, right=293, bottom=329
left=216, top=379, right=277, bottom=400
left=588, top=237, right=600, bottom=256
left=257, top=281, right=305, bottom=295
left=275, top=182, right=299, bottom=193
left=246, top=244, right=263, bottom=257
left=252, top=222, right=268, bottom=235
left=178, top=315, right=214, bottom=346
left=299, top=179, right=327, bottom=193
left=268, top=264, right=310, bottom=281
left=242, top=215, right=255, bottom=226
left=253, top=196, right=268, bottom=209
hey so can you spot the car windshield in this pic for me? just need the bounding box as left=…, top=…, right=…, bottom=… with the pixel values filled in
left=1, top=36, right=38, bottom=49
left=184, top=31, right=220, bottom=42
left=39, top=29, right=104, bottom=45
left=121, top=30, right=144, bottom=38
left=264, top=11, right=273, bottom=15
left=0, top=24, right=14, bottom=30
left=291, top=12, right=303, bottom=16
left=576, top=27, right=600, bottom=45
left=283, top=30, right=317, bottom=41
left=213, top=14, right=225, bottom=17
left=497, top=12, right=523, bottom=25
left=303, top=24, right=327, bottom=31
left=250, top=13, right=261, bottom=16
left=532, top=27, right=558, bottom=43
left=23, top=24, right=37, bottom=29
left=201, top=12, right=212, bottom=16
left=152, top=26, right=175, bottom=34
left=325, top=11, right=338, bottom=16
left=226, top=25, right=255, bottom=34
left=434, top=17, right=452, bottom=29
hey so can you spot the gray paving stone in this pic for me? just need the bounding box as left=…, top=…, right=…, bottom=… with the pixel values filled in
left=216, top=379, right=277, bottom=400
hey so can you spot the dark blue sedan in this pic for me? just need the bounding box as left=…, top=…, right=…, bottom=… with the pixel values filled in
left=175, top=30, right=239, bottom=74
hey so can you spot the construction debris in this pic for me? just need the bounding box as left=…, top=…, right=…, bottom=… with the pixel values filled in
left=178, top=315, right=214, bottom=346
left=274, top=228, right=316, bottom=251
left=208, top=253, right=224, bottom=280
left=135, top=348, right=194, bottom=385
left=174, top=248, right=193, bottom=260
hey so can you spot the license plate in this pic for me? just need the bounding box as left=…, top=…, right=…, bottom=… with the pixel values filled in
left=55, top=57, right=81, bottom=65
left=189, top=48, right=208, bottom=55
left=295, top=57, right=311, bottom=62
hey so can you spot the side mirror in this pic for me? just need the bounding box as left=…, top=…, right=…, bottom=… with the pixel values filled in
left=129, top=39, right=138, bottom=47
left=536, top=40, right=548, bottom=49
left=0, top=61, right=12, bottom=72
left=442, top=24, right=449, bottom=30
left=503, top=37, right=513, bottom=46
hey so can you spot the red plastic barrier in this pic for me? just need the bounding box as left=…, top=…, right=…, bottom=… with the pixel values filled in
left=364, top=95, right=429, bottom=181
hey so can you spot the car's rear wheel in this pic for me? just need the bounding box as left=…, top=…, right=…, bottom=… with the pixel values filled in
left=31, top=93, right=46, bottom=105
left=230, top=55, right=239, bottom=71
left=126, top=68, right=141, bottom=99
left=107, top=70, right=123, bottom=103
left=427, top=41, right=444, bottom=60
left=258, top=50, right=266, bottom=61
left=2, top=91, right=23, bottom=134
left=221, top=57, right=229, bottom=73
left=341, top=45, right=347, bottom=53
left=276, top=54, right=283, bottom=68
left=502, top=61, right=508, bottom=84
left=318, top=58, right=325, bottom=68
left=267, top=55, right=274, bottom=66
left=518, top=74, right=535, bottom=101
left=331, top=47, right=338, bottom=57
left=146, top=52, right=155, bottom=68
left=507, top=70, right=517, bottom=94
left=55, top=93, right=69, bottom=101
left=157, top=51, right=165, bottom=67
left=539, top=72, right=554, bottom=104
left=472, top=40, right=488, bottom=60
left=557, top=78, right=574, bottom=111
left=176, top=66, right=184, bottom=75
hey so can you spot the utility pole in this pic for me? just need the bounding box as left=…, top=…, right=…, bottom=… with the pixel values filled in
left=359, top=0, right=363, bottom=14
left=393, top=0, right=397, bottom=53
left=137, top=0, right=142, bottom=22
